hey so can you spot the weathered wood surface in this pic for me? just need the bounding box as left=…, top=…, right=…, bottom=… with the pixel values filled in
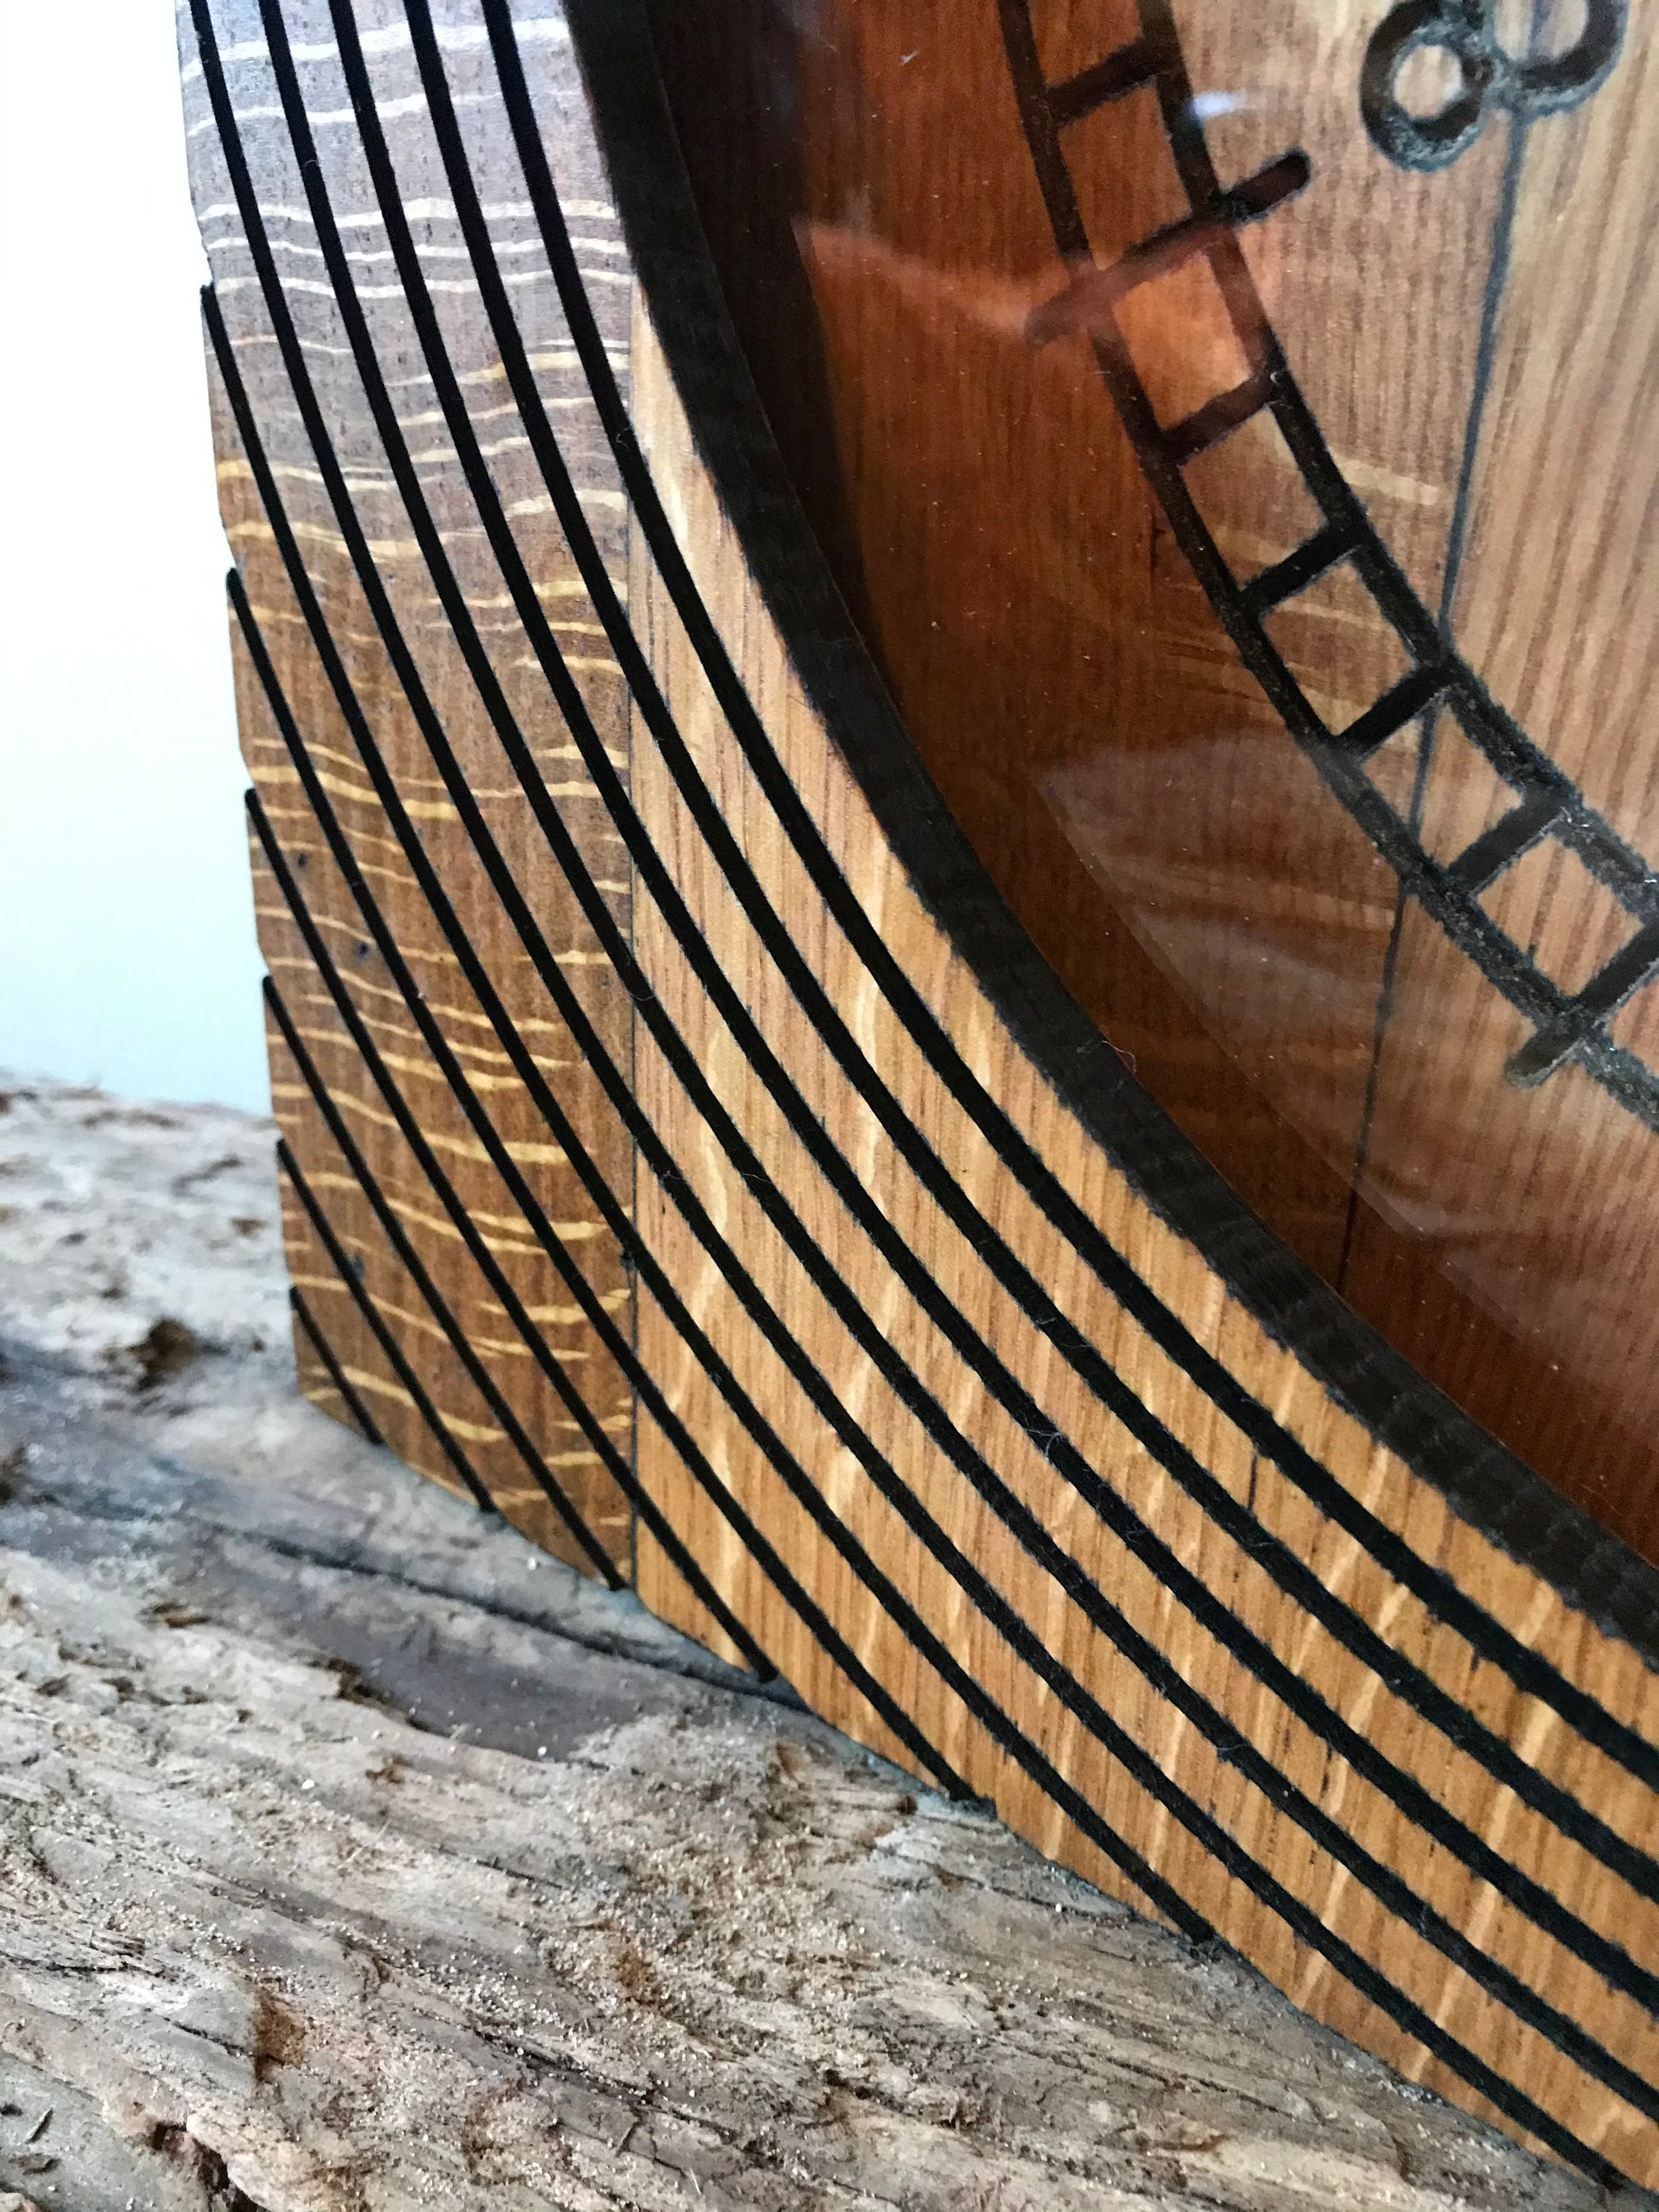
left=0, top=1076, right=1636, bottom=2212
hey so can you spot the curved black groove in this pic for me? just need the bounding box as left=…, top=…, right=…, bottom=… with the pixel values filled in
left=245, top=733, right=772, bottom=1673
left=290, top=1283, right=384, bottom=1446
left=532, top=0, right=1659, bottom=1783
left=313, top=0, right=1659, bottom=1988
left=276, top=1139, right=494, bottom=1513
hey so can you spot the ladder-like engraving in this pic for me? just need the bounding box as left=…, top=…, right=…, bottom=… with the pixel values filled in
left=1000, top=0, right=1659, bottom=1127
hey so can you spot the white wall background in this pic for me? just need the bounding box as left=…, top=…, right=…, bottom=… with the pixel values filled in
left=0, top=0, right=269, bottom=1112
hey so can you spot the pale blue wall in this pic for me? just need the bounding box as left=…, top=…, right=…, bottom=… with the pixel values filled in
left=0, top=0, right=269, bottom=1112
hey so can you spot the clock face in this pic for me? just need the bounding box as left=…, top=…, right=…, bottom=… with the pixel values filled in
left=650, top=0, right=1659, bottom=1559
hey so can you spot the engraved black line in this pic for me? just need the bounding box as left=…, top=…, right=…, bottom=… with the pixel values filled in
left=276, top=1138, right=494, bottom=1513
left=1512, top=919, right=1659, bottom=1084
left=1338, top=663, right=1453, bottom=756
left=1240, top=516, right=1359, bottom=616
left=1046, top=38, right=1155, bottom=126
left=1445, top=788, right=1562, bottom=892
left=1024, top=153, right=1310, bottom=343
left=290, top=1282, right=384, bottom=1445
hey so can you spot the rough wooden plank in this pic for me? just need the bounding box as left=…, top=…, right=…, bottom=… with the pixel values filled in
left=0, top=1075, right=1642, bottom=2210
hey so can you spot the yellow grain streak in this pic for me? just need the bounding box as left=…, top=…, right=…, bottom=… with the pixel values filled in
left=276, top=1017, right=574, bottom=1093
left=300, top=1166, right=604, bottom=1250
left=257, top=761, right=459, bottom=821
left=481, top=1288, right=631, bottom=1325
left=334, top=1365, right=505, bottom=1445
left=280, top=990, right=571, bottom=1079
left=265, top=1066, right=568, bottom=1168
left=338, top=972, right=576, bottom=1041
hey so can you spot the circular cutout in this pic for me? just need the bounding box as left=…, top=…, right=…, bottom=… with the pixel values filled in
left=1393, top=40, right=1467, bottom=118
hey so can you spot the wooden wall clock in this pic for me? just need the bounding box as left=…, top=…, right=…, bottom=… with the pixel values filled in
left=178, top=0, right=1659, bottom=2184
